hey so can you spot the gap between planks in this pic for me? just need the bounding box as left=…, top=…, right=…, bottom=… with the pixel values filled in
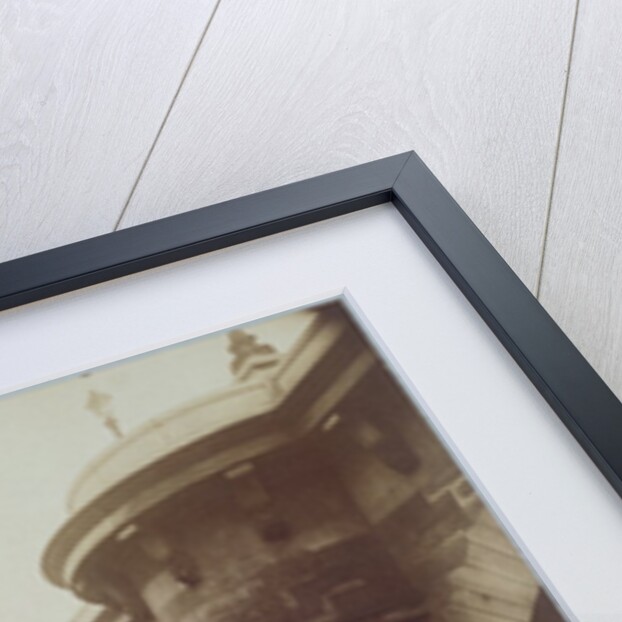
left=534, top=0, right=581, bottom=299
left=112, top=0, right=225, bottom=231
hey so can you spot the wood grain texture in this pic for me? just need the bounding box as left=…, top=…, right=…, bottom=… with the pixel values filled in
left=119, top=0, right=576, bottom=290
left=539, top=0, right=622, bottom=399
left=0, top=0, right=218, bottom=262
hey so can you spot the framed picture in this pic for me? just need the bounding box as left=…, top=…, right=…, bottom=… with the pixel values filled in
left=1, top=152, right=620, bottom=622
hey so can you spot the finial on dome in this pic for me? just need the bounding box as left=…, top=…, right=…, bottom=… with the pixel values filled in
left=85, top=390, right=123, bottom=440
left=227, top=329, right=280, bottom=382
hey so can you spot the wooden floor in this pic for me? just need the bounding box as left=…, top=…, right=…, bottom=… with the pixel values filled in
left=1, top=0, right=620, bottom=400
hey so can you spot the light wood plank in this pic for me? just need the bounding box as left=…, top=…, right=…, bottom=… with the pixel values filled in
left=0, top=0, right=218, bottom=261
left=539, top=1, right=622, bottom=399
left=119, top=0, right=576, bottom=289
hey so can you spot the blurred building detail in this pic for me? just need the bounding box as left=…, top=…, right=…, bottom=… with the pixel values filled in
left=44, top=303, right=563, bottom=622
left=85, top=390, right=123, bottom=440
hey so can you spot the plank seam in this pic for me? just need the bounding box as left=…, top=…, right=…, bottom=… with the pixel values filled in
left=534, top=0, right=581, bottom=299
left=112, top=0, right=225, bottom=232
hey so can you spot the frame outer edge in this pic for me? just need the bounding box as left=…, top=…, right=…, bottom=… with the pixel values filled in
left=392, top=151, right=622, bottom=498
left=0, top=153, right=412, bottom=311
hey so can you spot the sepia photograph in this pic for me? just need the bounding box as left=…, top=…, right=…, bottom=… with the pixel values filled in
left=0, top=301, right=565, bottom=622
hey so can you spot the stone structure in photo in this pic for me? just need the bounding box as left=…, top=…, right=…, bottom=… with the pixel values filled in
left=44, top=303, right=563, bottom=622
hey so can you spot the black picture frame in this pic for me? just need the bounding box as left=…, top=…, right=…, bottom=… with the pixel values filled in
left=1, top=150, right=621, bottom=501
